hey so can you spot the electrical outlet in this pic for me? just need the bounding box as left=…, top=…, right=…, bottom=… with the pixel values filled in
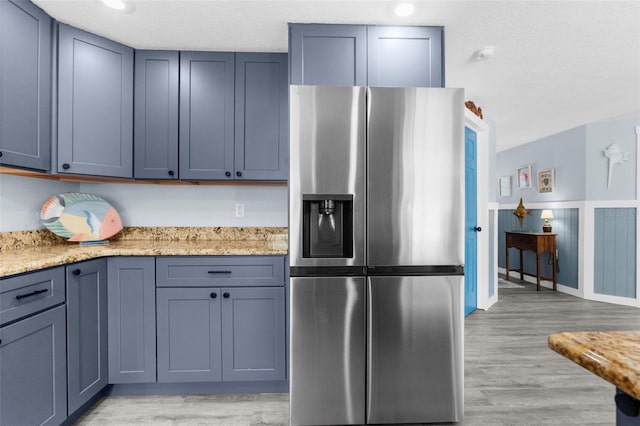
left=235, top=203, right=245, bottom=218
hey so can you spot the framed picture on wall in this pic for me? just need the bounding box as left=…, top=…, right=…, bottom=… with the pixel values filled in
left=499, top=176, right=511, bottom=197
left=517, top=165, right=532, bottom=188
left=538, top=168, right=554, bottom=193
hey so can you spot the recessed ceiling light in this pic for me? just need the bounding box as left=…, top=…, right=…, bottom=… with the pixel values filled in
left=394, top=3, right=415, bottom=17
left=100, top=0, right=135, bottom=13
left=101, top=0, right=126, bottom=10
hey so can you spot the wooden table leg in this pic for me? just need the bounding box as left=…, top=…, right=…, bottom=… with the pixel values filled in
left=552, top=251, right=557, bottom=291
left=519, top=249, right=524, bottom=281
left=506, top=245, right=510, bottom=281
left=536, top=252, right=540, bottom=291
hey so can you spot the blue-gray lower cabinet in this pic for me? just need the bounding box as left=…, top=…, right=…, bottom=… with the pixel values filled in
left=367, top=26, right=444, bottom=88
left=0, top=0, right=52, bottom=171
left=234, top=53, right=288, bottom=181
left=221, top=287, right=286, bottom=381
left=0, top=304, right=67, bottom=426
left=107, top=257, right=157, bottom=384
left=134, top=50, right=179, bottom=180
left=179, top=51, right=235, bottom=180
left=156, top=286, right=286, bottom=383
left=66, top=259, right=109, bottom=415
left=57, top=23, right=134, bottom=178
left=156, top=287, right=223, bottom=383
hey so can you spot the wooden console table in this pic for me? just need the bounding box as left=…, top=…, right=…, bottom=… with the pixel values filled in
left=505, top=232, right=557, bottom=291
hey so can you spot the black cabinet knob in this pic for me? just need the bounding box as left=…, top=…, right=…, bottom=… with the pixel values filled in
left=236, top=171, right=242, bottom=177
left=210, top=292, right=217, bottom=299
left=474, top=226, right=482, bottom=232
left=168, top=170, right=175, bottom=176
left=223, top=292, right=230, bottom=299
left=72, top=269, right=81, bottom=275
left=62, top=163, right=70, bottom=170
left=225, top=171, right=231, bottom=177
left=0, top=151, right=3, bottom=157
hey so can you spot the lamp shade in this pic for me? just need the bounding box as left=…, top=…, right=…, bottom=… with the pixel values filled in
left=540, top=210, right=554, bottom=220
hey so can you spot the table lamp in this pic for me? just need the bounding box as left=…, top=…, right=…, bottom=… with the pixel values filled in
left=541, top=210, right=554, bottom=233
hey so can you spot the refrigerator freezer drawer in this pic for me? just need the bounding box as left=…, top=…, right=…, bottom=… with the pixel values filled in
left=367, top=275, right=464, bottom=424
left=290, top=276, right=366, bottom=426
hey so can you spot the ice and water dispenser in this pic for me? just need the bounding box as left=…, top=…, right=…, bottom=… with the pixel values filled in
left=301, top=194, right=353, bottom=258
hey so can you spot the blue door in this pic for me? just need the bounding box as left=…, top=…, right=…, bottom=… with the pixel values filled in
left=464, top=127, right=478, bottom=316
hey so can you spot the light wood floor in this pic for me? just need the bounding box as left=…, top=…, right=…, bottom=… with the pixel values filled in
left=76, top=279, right=640, bottom=425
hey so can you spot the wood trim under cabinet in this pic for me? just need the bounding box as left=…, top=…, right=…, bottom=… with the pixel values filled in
left=0, top=167, right=287, bottom=186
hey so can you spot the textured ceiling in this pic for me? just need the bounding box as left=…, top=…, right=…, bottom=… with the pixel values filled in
left=33, top=0, right=640, bottom=151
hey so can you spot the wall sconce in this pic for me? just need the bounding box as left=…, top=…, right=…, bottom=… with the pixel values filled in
left=540, top=210, right=554, bottom=233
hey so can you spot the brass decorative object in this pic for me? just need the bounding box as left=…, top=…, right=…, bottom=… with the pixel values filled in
left=513, top=197, right=532, bottom=227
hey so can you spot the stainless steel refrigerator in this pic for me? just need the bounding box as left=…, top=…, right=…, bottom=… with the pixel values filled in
left=289, top=85, right=465, bottom=425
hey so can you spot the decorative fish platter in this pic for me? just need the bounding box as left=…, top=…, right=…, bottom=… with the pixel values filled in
left=40, top=193, right=123, bottom=242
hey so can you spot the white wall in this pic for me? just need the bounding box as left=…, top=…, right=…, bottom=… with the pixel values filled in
left=79, top=183, right=288, bottom=227
left=0, top=174, right=288, bottom=232
left=0, top=174, right=80, bottom=232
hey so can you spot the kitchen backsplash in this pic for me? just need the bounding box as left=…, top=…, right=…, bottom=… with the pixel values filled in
left=0, top=174, right=288, bottom=232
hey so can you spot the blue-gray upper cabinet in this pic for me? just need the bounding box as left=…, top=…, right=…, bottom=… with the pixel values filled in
left=367, top=26, right=444, bottom=88
left=57, top=24, right=134, bottom=178
left=134, top=51, right=179, bottom=180
left=0, top=0, right=52, bottom=171
left=66, top=258, right=108, bottom=415
left=289, top=24, right=444, bottom=88
left=179, top=51, right=235, bottom=180
left=107, top=257, right=157, bottom=384
left=221, top=286, right=286, bottom=381
left=289, top=24, right=367, bottom=86
left=235, top=53, right=288, bottom=181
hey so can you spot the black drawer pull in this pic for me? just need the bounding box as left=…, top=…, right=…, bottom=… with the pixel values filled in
left=62, top=163, right=70, bottom=170
left=72, top=269, right=81, bottom=276
left=223, top=292, right=230, bottom=299
left=16, top=288, right=48, bottom=300
left=208, top=270, right=232, bottom=274
left=210, top=292, right=217, bottom=299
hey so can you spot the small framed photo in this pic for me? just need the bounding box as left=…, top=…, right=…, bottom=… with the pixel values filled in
left=517, top=165, right=532, bottom=188
left=538, top=168, right=554, bottom=193
left=499, top=176, right=511, bottom=197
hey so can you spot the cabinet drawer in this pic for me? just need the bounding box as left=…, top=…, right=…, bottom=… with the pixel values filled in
left=156, top=256, right=285, bottom=287
left=0, top=267, right=66, bottom=326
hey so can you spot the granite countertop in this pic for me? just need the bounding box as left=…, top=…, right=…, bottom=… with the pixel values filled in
left=548, top=330, right=640, bottom=399
left=0, top=227, right=288, bottom=278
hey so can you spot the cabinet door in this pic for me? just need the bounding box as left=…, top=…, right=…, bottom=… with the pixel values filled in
left=367, top=26, right=444, bottom=88
left=0, top=0, right=51, bottom=170
left=179, top=51, right=235, bottom=180
left=156, top=287, right=222, bottom=382
left=134, top=50, right=179, bottom=180
left=0, top=305, right=67, bottom=426
left=66, top=258, right=108, bottom=414
left=57, top=24, right=133, bottom=178
left=235, top=53, right=288, bottom=181
left=221, top=287, right=286, bottom=381
left=107, top=257, right=156, bottom=384
left=289, top=24, right=367, bottom=86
